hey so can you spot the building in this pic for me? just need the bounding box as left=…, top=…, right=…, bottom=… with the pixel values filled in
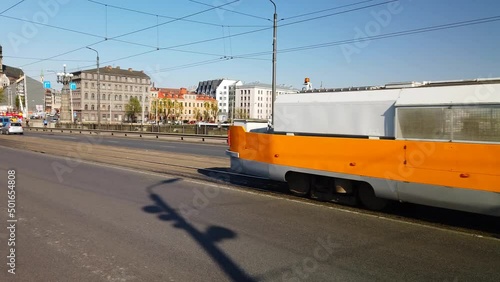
left=232, top=83, right=298, bottom=120
left=44, top=88, right=61, bottom=114
left=0, top=45, right=45, bottom=114
left=150, top=87, right=217, bottom=123
left=70, top=66, right=151, bottom=123
left=196, top=78, right=242, bottom=121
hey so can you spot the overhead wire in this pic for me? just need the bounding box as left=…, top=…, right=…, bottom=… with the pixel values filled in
left=105, top=0, right=241, bottom=40
left=14, top=0, right=394, bottom=68
left=148, top=15, right=500, bottom=73
left=281, top=0, right=376, bottom=21
left=88, top=0, right=223, bottom=27
left=13, top=0, right=495, bottom=75
left=188, top=0, right=269, bottom=21
left=0, top=0, right=25, bottom=14
left=17, top=0, right=241, bottom=67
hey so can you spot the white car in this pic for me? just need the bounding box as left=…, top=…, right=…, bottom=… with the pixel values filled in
left=1, top=122, right=24, bottom=135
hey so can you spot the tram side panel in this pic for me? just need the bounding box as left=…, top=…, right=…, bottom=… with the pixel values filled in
left=228, top=126, right=500, bottom=216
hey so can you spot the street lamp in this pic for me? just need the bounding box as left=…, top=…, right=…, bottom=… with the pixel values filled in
left=231, top=81, right=238, bottom=124
left=20, top=67, right=29, bottom=118
left=86, top=47, right=100, bottom=128
left=56, top=64, right=74, bottom=123
left=269, top=0, right=277, bottom=129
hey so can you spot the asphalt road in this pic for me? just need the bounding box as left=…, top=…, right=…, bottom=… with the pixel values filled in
left=1, top=146, right=499, bottom=282
left=23, top=130, right=227, bottom=157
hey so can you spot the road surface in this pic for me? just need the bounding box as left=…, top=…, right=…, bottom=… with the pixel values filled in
left=23, top=130, right=227, bottom=157
left=1, top=146, right=499, bottom=281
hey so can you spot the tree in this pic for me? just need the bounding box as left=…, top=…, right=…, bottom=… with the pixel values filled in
left=193, top=108, right=202, bottom=121
left=125, top=96, right=141, bottom=122
left=203, top=102, right=211, bottom=121
left=235, top=108, right=249, bottom=119
left=163, top=99, right=175, bottom=121
left=210, top=102, right=219, bottom=122
left=0, top=88, right=4, bottom=103
left=151, top=98, right=164, bottom=122
left=174, top=101, right=184, bottom=122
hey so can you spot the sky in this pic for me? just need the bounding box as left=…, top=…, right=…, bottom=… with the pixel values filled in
left=1, top=0, right=499, bottom=90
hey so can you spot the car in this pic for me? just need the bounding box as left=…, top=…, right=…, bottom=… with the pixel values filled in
left=1, top=122, right=23, bottom=135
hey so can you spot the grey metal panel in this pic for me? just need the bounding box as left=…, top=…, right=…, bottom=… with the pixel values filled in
left=397, top=182, right=500, bottom=217
left=274, top=90, right=401, bottom=137
left=269, top=164, right=400, bottom=201
left=229, top=156, right=270, bottom=179
left=231, top=157, right=500, bottom=216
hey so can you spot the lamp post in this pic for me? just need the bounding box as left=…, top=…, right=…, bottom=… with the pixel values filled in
left=231, top=81, right=238, bottom=124
left=20, top=67, right=29, bottom=118
left=141, top=91, right=145, bottom=127
left=56, top=64, right=74, bottom=123
left=86, top=47, right=100, bottom=128
left=109, top=99, right=112, bottom=125
left=269, top=0, right=277, bottom=129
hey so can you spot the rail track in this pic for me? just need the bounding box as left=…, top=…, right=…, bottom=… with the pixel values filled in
left=1, top=133, right=499, bottom=239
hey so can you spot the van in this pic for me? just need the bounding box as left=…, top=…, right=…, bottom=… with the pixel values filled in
left=0, top=117, right=10, bottom=128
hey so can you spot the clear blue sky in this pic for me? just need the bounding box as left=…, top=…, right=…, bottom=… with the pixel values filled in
left=1, top=0, right=499, bottom=90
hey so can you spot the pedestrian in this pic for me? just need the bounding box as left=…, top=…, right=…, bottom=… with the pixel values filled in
left=43, top=119, right=48, bottom=128
left=26, top=119, right=29, bottom=127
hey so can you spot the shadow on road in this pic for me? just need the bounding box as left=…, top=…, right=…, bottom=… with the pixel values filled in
left=197, top=167, right=289, bottom=194
left=143, top=178, right=255, bottom=282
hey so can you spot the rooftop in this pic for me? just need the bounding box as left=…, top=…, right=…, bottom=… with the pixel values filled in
left=72, top=66, right=150, bottom=79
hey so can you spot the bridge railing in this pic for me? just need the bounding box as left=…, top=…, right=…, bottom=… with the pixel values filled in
left=25, top=126, right=228, bottom=143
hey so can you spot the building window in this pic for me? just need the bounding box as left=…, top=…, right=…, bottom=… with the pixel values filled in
left=102, top=94, right=106, bottom=100
left=91, top=105, right=95, bottom=110
left=84, top=93, right=88, bottom=99
left=84, top=104, right=88, bottom=110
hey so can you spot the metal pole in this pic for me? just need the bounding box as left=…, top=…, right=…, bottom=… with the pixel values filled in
left=22, top=68, right=28, bottom=118
left=86, top=47, right=100, bottom=128
left=141, top=91, right=145, bottom=127
left=97, top=54, right=100, bottom=129
left=69, top=72, right=74, bottom=123
left=108, top=94, right=113, bottom=124
left=269, top=0, right=277, bottom=129
left=231, top=82, right=236, bottom=124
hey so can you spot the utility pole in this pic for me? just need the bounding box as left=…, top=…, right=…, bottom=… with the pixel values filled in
left=86, top=47, right=100, bottom=128
left=269, top=0, right=277, bottom=129
left=20, top=68, right=29, bottom=118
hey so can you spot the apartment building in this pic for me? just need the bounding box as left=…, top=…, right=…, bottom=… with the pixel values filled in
left=150, top=87, right=217, bottom=122
left=196, top=78, right=242, bottom=121
left=232, top=83, right=298, bottom=120
left=70, top=66, right=151, bottom=122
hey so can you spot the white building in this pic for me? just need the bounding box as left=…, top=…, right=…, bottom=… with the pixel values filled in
left=232, top=83, right=298, bottom=120
left=196, top=78, right=242, bottom=121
